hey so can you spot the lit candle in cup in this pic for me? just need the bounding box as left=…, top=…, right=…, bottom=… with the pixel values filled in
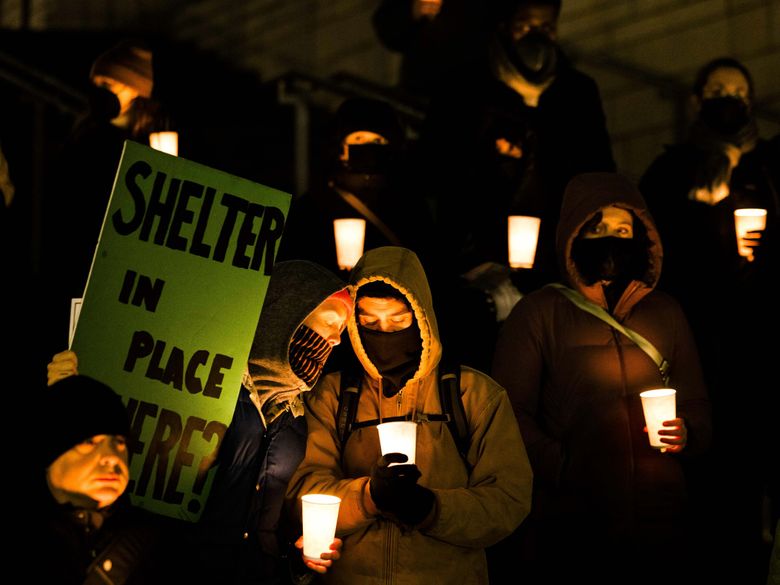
left=333, top=218, right=366, bottom=271
left=733, top=208, right=767, bottom=261
left=149, top=131, right=179, bottom=156
left=377, top=421, right=417, bottom=465
left=639, top=388, right=677, bottom=449
left=301, top=494, right=341, bottom=561
left=508, top=216, right=541, bottom=269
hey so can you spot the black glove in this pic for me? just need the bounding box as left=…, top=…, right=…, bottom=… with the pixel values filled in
left=369, top=453, right=421, bottom=512
left=369, top=453, right=435, bottom=526
left=395, top=483, right=435, bottom=526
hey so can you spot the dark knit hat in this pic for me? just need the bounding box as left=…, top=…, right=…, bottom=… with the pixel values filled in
left=90, top=40, right=153, bottom=98
left=288, top=325, right=334, bottom=388
left=42, top=376, right=130, bottom=468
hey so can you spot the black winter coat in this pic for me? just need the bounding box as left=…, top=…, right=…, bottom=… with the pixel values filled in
left=419, top=52, right=615, bottom=287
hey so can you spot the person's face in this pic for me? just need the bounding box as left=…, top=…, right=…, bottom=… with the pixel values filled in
left=700, top=67, right=751, bottom=106
left=302, top=297, right=351, bottom=346
left=340, top=131, right=389, bottom=162
left=581, top=205, right=634, bottom=239
left=357, top=297, right=414, bottom=332
left=92, top=75, right=139, bottom=115
left=508, top=4, right=558, bottom=42
left=47, top=434, right=129, bottom=509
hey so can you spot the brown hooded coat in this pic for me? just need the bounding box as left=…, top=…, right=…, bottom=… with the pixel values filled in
left=286, top=246, right=532, bottom=584
left=492, top=173, right=712, bottom=545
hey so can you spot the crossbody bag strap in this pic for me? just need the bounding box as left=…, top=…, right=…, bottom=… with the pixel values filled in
left=547, top=283, right=671, bottom=385
left=332, top=184, right=403, bottom=246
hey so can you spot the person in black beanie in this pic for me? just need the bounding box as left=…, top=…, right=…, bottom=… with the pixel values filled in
left=42, top=375, right=130, bottom=508
left=278, top=97, right=437, bottom=277
left=45, top=260, right=349, bottom=585
left=27, top=375, right=178, bottom=585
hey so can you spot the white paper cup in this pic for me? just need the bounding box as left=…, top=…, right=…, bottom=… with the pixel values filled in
left=639, top=389, right=677, bottom=449
left=301, top=494, right=341, bottom=561
left=333, top=218, right=366, bottom=270
left=734, top=208, right=767, bottom=260
left=377, top=421, right=417, bottom=465
left=508, top=215, right=541, bottom=269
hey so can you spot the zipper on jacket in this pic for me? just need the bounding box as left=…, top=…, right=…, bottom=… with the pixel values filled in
left=384, top=520, right=398, bottom=585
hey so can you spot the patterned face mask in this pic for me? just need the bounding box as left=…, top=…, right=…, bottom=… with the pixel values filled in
left=288, top=324, right=333, bottom=388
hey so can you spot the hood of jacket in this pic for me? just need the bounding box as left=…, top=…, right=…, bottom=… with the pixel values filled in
left=556, top=172, right=663, bottom=314
left=347, top=246, right=442, bottom=384
left=247, top=260, right=346, bottom=419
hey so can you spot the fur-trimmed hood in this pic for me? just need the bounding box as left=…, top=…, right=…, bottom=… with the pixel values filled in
left=347, top=246, right=442, bottom=384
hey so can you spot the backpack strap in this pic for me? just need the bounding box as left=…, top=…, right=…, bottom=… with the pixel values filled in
left=336, top=366, right=363, bottom=445
left=336, top=357, right=471, bottom=465
left=438, top=356, right=470, bottom=462
left=547, top=283, right=671, bottom=385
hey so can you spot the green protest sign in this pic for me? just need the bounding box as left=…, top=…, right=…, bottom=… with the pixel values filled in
left=71, top=140, right=290, bottom=521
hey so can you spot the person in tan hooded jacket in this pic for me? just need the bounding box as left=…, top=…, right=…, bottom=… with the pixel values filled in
left=286, top=246, right=532, bottom=584
left=492, top=172, right=712, bottom=584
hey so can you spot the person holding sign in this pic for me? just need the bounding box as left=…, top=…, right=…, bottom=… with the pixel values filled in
left=491, top=172, right=712, bottom=584
left=31, top=375, right=176, bottom=585
left=46, top=259, right=348, bottom=583
left=286, top=246, right=533, bottom=584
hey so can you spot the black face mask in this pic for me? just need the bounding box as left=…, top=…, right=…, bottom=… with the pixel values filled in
left=359, top=321, right=422, bottom=397
left=343, top=144, right=395, bottom=175
left=87, top=84, right=121, bottom=121
left=504, top=30, right=558, bottom=85
left=571, top=236, right=648, bottom=286
left=699, top=96, right=751, bottom=136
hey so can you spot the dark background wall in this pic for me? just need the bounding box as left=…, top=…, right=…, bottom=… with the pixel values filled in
left=1, top=0, right=778, bottom=380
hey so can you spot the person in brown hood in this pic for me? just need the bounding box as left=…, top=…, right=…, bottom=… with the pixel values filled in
left=492, top=172, right=712, bottom=584
left=286, top=246, right=533, bottom=584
